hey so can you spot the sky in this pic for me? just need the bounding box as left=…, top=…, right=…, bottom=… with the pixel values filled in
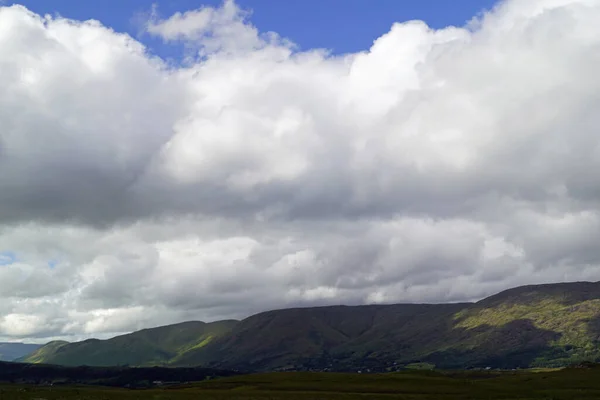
left=1, top=0, right=600, bottom=343
left=8, top=0, right=499, bottom=56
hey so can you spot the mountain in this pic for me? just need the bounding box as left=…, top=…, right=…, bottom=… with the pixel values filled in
left=18, top=320, right=238, bottom=367
left=20, top=281, right=600, bottom=371
left=0, top=343, right=42, bottom=361
left=174, top=303, right=468, bottom=370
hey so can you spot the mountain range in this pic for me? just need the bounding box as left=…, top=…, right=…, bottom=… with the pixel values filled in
left=18, top=281, right=600, bottom=371
left=0, top=343, right=41, bottom=361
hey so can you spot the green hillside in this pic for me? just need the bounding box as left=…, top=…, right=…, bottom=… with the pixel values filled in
left=19, top=321, right=238, bottom=367
left=177, top=303, right=468, bottom=370
left=182, top=281, right=600, bottom=371
left=17, top=341, right=69, bottom=364
left=19, top=281, right=600, bottom=371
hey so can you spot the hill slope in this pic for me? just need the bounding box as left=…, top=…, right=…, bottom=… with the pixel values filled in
left=0, top=343, right=42, bottom=361
left=19, top=320, right=238, bottom=367
left=176, top=303, right=468, bottom=370
left=20, top=281, right=600, bottom=371
left=176, top=280, right=600, bottom=370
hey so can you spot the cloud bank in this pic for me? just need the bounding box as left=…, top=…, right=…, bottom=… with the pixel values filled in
left=1, top=0, right=600, bottom=341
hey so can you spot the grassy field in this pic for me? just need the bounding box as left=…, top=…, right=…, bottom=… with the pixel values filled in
left=2, top=368, right=600, bottom=399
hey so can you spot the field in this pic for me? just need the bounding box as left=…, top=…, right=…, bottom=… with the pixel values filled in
left=2, top=368, right=600, bottom=399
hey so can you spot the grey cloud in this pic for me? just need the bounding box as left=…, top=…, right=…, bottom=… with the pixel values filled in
left=1, top=0, right=600, bottom=340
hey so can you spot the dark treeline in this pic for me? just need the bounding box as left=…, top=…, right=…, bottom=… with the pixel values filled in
left=0, top=361, right=239, bottom=387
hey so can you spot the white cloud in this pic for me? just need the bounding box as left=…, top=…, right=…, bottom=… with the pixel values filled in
left=0, top=314, right=48, bottom=337
left=145, top=0, right=287, bottom=58
left=0, top=0, right=600, bottom=340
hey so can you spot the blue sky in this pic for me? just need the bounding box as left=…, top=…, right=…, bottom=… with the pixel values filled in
left=9, top=0, right=499, bottom=57
left=0, top=251, right=16, bottom=266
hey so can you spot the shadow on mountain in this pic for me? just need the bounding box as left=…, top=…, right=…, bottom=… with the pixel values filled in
left=19, top=281, right=600, bottom=372
left=422, top=319, right=562, bottom=369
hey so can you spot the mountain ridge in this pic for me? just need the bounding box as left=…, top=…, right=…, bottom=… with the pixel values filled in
left=20, top=280, right=600, bottom=371
left=18, top=320, right=238, bottom=367
left=0, top=342, right=42, bottom=361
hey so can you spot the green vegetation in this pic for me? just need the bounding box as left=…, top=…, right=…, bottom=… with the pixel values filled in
left=454, top=298, right=600, bottom=366
left=19, top=321, right=238, bottom=367
left=18, top=341, right=69, bottom=364
left=18, top=281, right=600, bottom=372
left=5, top=368, right=600, bottom=399
left=451, top=282, right=600, bottom=367
left=455, top=298, right=600, bottom=345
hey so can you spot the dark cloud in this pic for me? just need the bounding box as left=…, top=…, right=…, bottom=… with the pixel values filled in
left=1, top=0, right=600, bottom=341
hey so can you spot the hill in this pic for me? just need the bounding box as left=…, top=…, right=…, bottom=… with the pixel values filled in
left=175, top=303, right=468, bottom=371
left=19, top=320, right=238, bottom=367
left=19, top=281, right=600, bottom=371
left=0, top=343, right=41, bottom=361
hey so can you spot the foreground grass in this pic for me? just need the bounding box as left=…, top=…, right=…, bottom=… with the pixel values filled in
left=3, top=368, right=600, bottom=399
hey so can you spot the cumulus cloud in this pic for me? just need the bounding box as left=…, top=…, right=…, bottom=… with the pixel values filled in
left=1, top=0, right=600, bottom=341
